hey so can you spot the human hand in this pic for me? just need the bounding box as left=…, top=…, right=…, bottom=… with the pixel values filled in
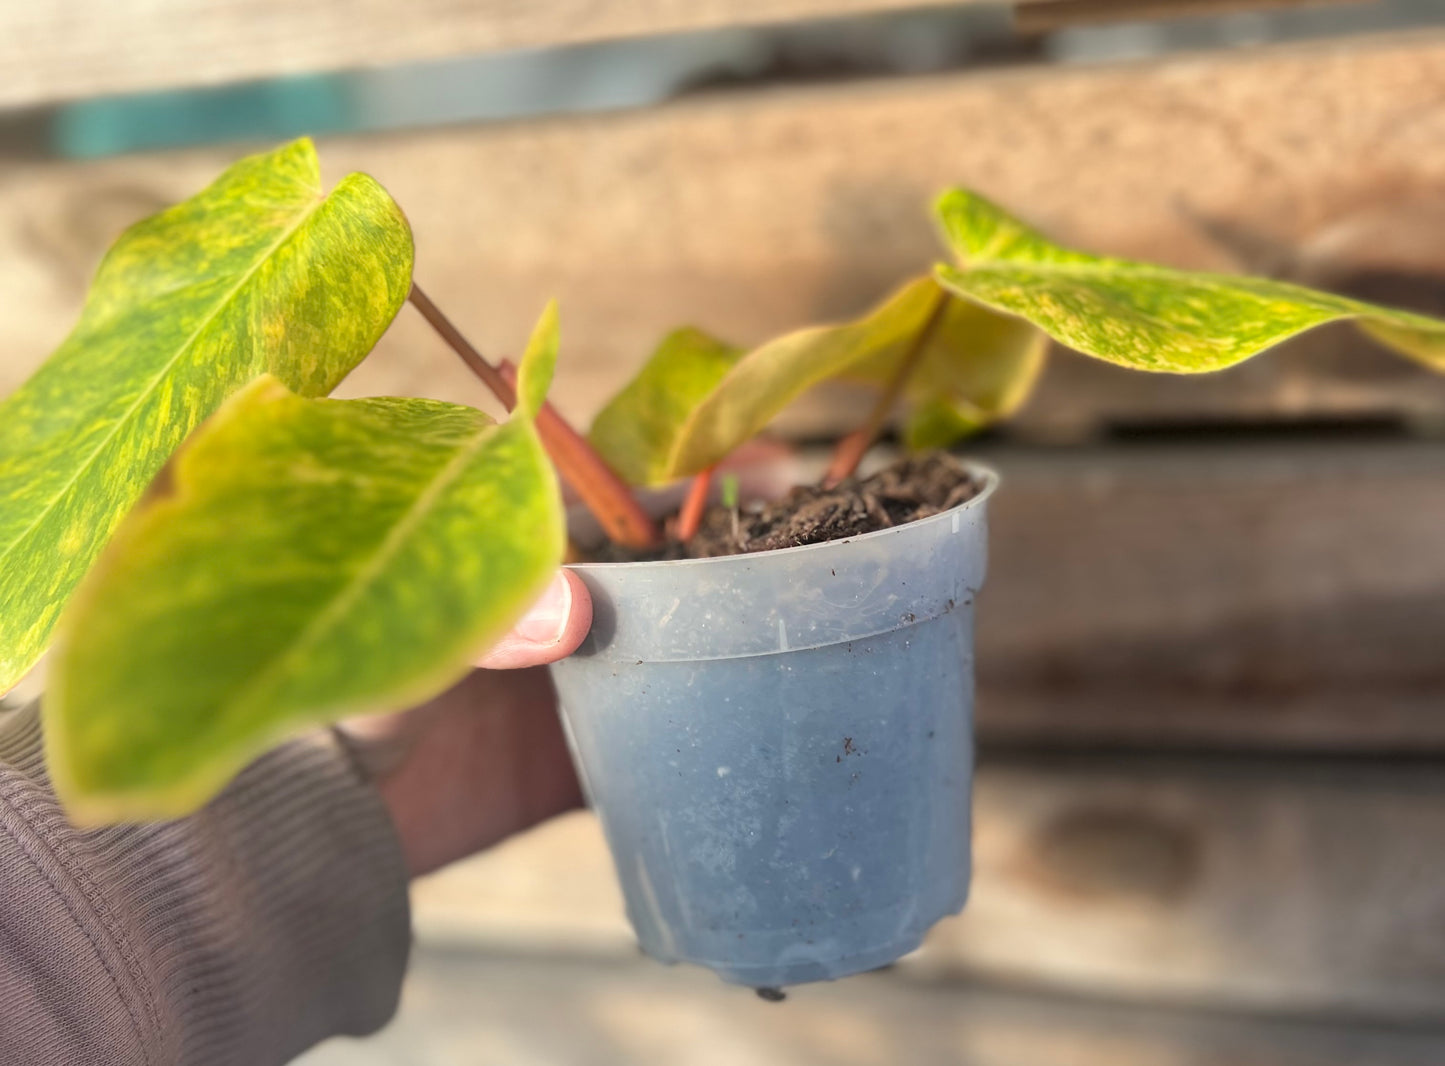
left=341, top=570, right=593, bottom=878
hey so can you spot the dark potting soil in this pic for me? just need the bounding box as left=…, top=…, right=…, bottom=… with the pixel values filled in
left=592, top=451, right=983, bottom=562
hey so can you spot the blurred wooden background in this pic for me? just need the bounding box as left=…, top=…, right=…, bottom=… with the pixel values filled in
left=6, top=0, right=1445, bottom=1062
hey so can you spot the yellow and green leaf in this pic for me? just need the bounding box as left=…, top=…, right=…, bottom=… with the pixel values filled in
left=933, top=188, right=1445, bottom=374
left=664, top=279, right=943, bottom=478
left=840, top=283, right=1048, bottom=449
left=591, top=278, right=1048, bottom=483
left=0, top=138, right=414, bottom=693
left=47, top=369, right=563, bottom=823
left=588, top=327, right=743, bottom=485
left=516, top=299, right=560, bottom=418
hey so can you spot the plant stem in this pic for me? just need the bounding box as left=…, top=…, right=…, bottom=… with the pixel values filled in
left=497, top=361, right=663, bottom=550
left=822, top=292, right=949, bottom=488
left=676, top=466, right=715, bottom=542
left=410, top=285, right=661, bottom=549
left=409, top=285, right=517, bottom=409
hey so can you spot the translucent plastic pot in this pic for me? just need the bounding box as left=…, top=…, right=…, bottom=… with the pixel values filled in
left=551, top=465, right=996, bottom=989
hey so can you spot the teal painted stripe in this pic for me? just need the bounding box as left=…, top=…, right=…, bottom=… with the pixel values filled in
left=16, top=0, right=1445, bottom=161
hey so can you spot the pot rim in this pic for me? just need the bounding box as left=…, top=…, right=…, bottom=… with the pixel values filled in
left=568, top=459, right=999, bottom=573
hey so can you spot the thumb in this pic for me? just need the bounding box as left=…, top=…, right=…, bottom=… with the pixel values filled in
left=475, top=569, right=592, bottom=670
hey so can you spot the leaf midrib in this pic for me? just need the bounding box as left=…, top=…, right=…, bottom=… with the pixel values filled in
left=219, top=416, right=500, bottom=723
left=0, top=188, right=325, bottom=568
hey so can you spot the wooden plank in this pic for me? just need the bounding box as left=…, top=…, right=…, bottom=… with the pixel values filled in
left=0, top=0, right=989, bottom=110
left=10, top=434, right=1430, bottom=755
left=499, top=436, right=1445, bottom=754
left=976, top=438, right=1445, bottom=751
left=925, top=751, right=1445, bottom=1018
left=300, top=948, right=1445, bottom=1066
left=7, top=34, right=1445, bottom=436
left=1018, top=0, right=1365, bottom=31
left=11, top=431, right=1437, bottom=752
left=412, top=747, right=1445, bottom=1020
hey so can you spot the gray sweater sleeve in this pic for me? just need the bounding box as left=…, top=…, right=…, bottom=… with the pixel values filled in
left=0, top=700, right=411, bottom=1066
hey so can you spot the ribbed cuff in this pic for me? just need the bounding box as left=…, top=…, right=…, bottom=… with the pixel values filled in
left=170, top=730, right=413, bottom=1062
left=0, top=704, right=411, bottom=1066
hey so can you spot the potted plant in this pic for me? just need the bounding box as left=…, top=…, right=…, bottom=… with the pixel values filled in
left=4, top=139, right=1443, bottom=992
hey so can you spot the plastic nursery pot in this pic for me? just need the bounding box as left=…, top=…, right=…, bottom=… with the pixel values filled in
left=550, top=464, right=997, bottom=990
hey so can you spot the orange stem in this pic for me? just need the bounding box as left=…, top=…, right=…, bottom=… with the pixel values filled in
left=676, top=466, right=715, bottom=542
left=498, top=361, right=662, bottom=550
left=409, top=285, right=516, bottom=408
left=822, top=426, right=874, bottom=489
left=822, top=292, right=949, bottom=488
left=411, top=285, right=660, bottom=549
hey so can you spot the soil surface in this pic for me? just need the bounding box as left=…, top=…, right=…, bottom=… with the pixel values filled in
left=592, top=451, right=983, bottom=562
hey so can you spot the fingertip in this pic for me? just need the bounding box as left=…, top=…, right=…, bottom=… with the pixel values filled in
left=554, top=568, right=593, bottom=657
left=475, top=569, right=593, bottom=670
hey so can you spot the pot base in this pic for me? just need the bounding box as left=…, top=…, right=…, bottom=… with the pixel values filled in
left=664, top=913, right=959, bottom=990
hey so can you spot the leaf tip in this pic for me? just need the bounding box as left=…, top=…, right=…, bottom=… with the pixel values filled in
left=932, top=188, right=994, bottom=264
left=932, top=186, right=968, bottom=215
left=276, top=136, right=323, bottom=191
left=280, top=134, right=318, bottom=165
left=516, top=301, right=560, bottom=418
